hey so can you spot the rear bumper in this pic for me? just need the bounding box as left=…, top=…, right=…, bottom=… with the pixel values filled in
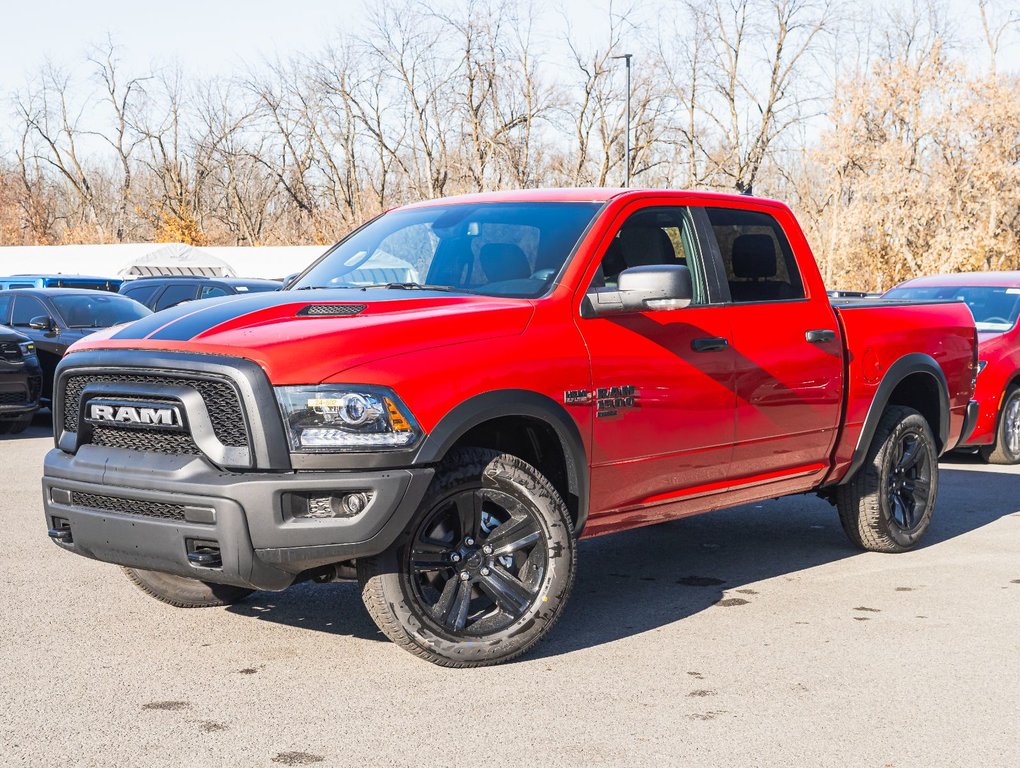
left=42, top=446, right=433, bottom=591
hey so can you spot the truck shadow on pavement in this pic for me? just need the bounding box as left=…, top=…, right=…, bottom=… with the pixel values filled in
left=233, top=461, right=1018, bottom=654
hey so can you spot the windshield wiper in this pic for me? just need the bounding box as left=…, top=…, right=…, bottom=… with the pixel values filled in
left=356, top=282, right=468, bottom=293
left=292, top=282, right=471, bottom=293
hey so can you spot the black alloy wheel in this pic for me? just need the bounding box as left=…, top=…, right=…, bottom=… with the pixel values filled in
left=407, top=486, right=546, bottom=636
left=885, top=432, right=932, bottom=532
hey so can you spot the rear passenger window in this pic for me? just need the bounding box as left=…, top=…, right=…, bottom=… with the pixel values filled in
left=154, top=284, right=198, bottom=311
left=122, top=285, right=159, bottom=306
left=705, top=207, right=804, bottom=303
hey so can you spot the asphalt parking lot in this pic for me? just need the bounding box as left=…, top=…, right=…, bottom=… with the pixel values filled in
left=2, top=413, right=1018, bottom=768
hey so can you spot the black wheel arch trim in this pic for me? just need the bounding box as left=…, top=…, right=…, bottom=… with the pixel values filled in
left=839, top=353, right=950, bottom=485
left=412, top=389, right=590, bottom=533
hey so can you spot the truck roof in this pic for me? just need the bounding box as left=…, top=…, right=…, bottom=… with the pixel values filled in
left=397, top=187, right=784, bottom=209
left=896, top=271, right=1020, bottom=289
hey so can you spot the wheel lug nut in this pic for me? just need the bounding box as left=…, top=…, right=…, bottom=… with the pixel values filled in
left=480, top=567, right=490, bottom=576
left=450, top=553, right=461, bottom=563
left=482, top=544, right=493, bottom=555
left=465, top=537, right=475, bottom=546
left=459, top=571, right=470, bottom=581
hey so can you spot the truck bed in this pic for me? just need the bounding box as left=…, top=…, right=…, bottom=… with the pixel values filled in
left=825, top=298, right=976, bottom=483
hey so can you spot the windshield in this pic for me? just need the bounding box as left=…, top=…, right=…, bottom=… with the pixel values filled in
left=292, top=202, right=602, bottom=297
left=885, top=285, right=1020, bottom=332
left=52, top=294, right=152, bottom=328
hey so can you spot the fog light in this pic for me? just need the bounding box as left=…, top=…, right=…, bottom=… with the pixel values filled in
left=285, top=491, right=373, bottom=519
left=341, top=492, right=369, bottom=516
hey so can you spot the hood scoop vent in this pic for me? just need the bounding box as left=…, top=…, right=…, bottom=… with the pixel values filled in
left=297, top=304, right=367, bottom=318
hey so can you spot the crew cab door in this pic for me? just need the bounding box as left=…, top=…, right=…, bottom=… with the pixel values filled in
left=576, top=203, right=737, bottom=528
left=699, top=204, right=843, bottom=489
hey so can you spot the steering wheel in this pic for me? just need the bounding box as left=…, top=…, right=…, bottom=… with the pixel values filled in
left=983, top=316, right=1010, bottom=325
left=531, top=268, right=556, bottom=281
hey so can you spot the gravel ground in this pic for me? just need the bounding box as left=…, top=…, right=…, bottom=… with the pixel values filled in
left=2, top=413, right=1018, bottom=767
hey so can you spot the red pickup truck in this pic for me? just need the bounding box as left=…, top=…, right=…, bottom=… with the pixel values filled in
left=42, top=189, right=978, bottom=667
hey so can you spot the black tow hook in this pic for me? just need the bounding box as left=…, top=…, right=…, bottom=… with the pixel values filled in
left=48, top=528, right=73, bottom=544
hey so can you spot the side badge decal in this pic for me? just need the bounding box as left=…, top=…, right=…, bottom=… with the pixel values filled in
left=596, top=385, right=637, bottom=418
left=563, top=389, right=593, bottom=405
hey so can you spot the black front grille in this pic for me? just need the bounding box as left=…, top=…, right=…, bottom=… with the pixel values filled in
left=90, top=426, right=200, bottom=455
left=0, top=342, right=22, bottom=362
left=62, top=372, right=248, bottom=447
left=0, top=390, right=27, bottom=405
left=69, top=490, right=186, bottom=521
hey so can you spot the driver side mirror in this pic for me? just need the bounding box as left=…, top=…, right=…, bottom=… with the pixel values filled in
left=28, top=315, right=56, bottom=331
left=582, top=264, right=693, bottom=317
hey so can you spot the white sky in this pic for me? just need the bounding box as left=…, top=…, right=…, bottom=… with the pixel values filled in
left=0, top=0, right=1016, bottom=127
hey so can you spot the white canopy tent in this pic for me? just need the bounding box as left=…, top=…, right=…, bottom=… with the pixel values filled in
left=120, top=244, right=235, bottom=277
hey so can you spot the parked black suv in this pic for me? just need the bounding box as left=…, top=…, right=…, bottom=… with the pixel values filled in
left=120, top=276, right=281, bottom=311
left=0, top=289, right=151, bottom=403
left=0, top=325, right=42, bottom=434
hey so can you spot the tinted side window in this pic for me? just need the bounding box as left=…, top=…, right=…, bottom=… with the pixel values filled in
left=0, top=294, right=11, bottom=324
left=592, top=206, right=707, bottom=304
left=199, top=285, right=231, bottom=299
left=154, top=284, right=198, bottom=311
left=705, top=207, right=804, bottom=303
left=122, top=284, right=160, bottom=306
left=11, top=295, right=48, bottom=326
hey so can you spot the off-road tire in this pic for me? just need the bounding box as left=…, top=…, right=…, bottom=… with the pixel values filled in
left=358, top=448, right=576, bottom=668
left=122, top=567, right=254, bottom=608
left=836, top=405, right=938, bottom=553
left=978, top=387, right=1020, bottom=465
left=0, top=415, right=32, bottom=435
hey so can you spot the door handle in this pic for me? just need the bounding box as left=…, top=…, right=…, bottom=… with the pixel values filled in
left=805, top=329, right=836, bottom=343
left=691, top=337, right=729, bottom=352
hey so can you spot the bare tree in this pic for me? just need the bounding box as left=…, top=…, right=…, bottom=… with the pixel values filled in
left=86, top=38, right=150, bottom=241
left=701, top=0, right=831, bottom=194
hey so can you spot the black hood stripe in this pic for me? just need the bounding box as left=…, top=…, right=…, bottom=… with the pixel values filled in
left=113, top=288, right=458, bottom=342
left=145, top=292, right=296, bottom=341
left=110, top=297, right=223, bottom=339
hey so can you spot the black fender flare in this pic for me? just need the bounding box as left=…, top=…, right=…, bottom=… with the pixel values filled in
left=413, top=390, right=590, bottom=532
left=840, top=353, right=949, bottom=484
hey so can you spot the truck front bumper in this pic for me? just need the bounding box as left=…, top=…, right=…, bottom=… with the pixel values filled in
left=42, top=446, right=434, bottom=591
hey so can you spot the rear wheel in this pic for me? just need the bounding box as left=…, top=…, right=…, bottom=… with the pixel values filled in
left=122, top=567, right=254, bottom=608
left=836, top=405, right=938, bottom=553
left=358, top=448, right=576, bottom=668
left=979, top=387, right=1020, bottom=465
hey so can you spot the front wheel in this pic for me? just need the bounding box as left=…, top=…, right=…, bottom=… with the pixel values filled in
left=836, top=405, right=938, bottom=553
left=358, top=448, right=576, bottom=668
left=979, top=387, right=1020, bottom=465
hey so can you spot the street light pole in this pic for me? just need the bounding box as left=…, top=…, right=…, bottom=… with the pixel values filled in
left=611, top=53, right=633, bottom=186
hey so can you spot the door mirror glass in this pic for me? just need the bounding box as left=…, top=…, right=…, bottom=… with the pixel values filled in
left=28, top=315, right=55, bottom=331
left=584, top=265, right=693, bottom=316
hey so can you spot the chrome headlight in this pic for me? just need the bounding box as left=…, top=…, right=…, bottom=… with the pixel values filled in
left=275, top=385, right=421, bottom=452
